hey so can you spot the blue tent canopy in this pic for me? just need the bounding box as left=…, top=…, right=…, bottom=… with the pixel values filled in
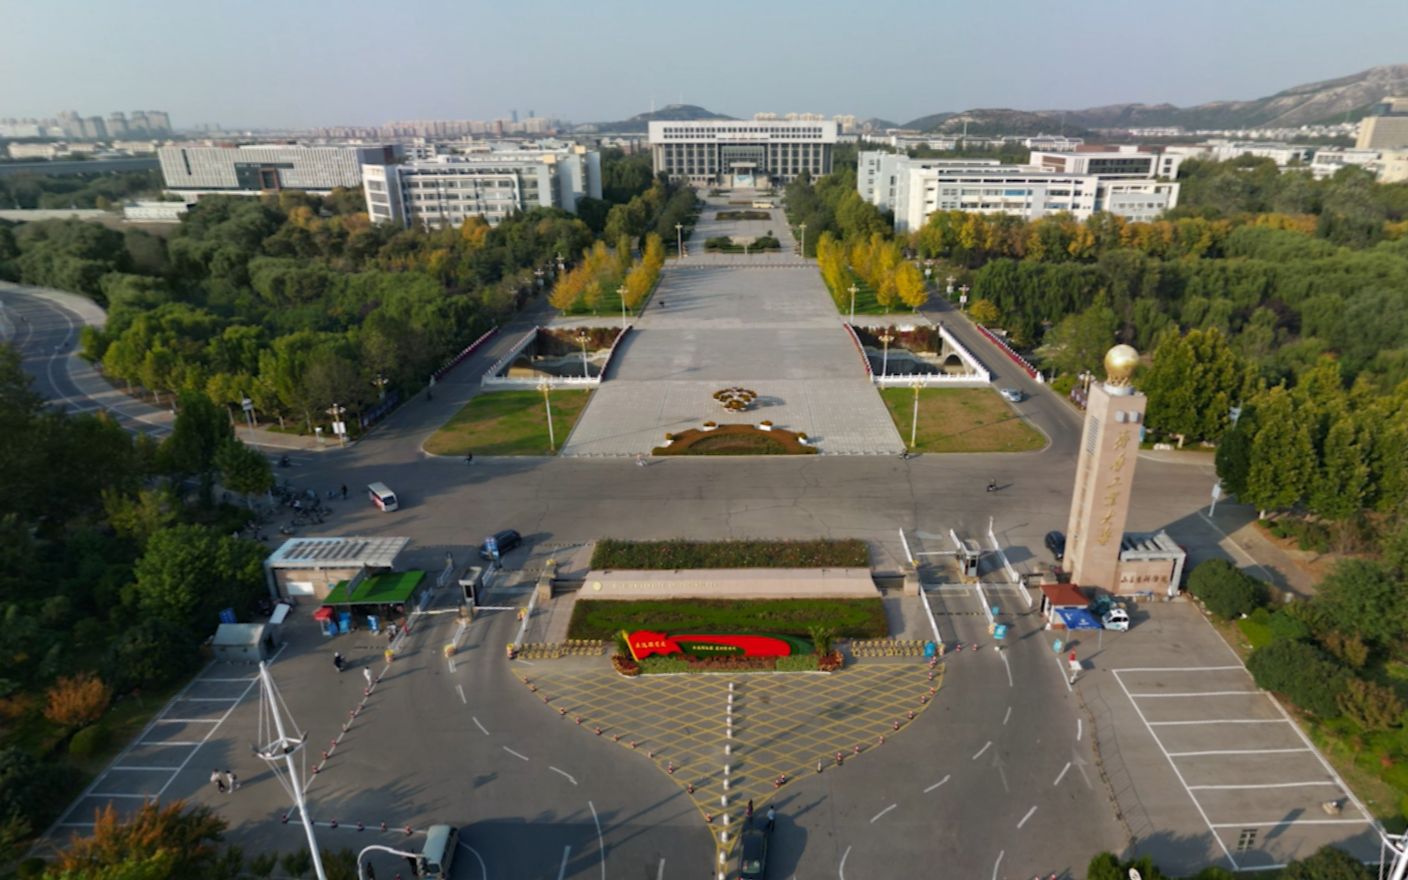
left=1055, top=607, right=1103, bottom=630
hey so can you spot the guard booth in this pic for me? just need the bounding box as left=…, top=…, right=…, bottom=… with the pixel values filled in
left=459, top=566, right=485, bottom=606
left=212, top=622, right=281, bottom=662
left=957, top=538, right=982, bottom=578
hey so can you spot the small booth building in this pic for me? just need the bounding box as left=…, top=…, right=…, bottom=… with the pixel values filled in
left=263, top=536, right=410, bottom=603
left=1115, top=530, right=1187, bottom=598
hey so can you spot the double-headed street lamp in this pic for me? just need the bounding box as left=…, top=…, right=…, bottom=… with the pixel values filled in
left=675, top=223, right=685, bottom=259
left=327, top=402, right=348, bottom=447
left=946, top=275, right=956, bottom=296
left=799, top=222, right=807, bottom=258
left=878, top=329, right=895, bottom=378
left=910, top=379, right=924, bottom=450
left=575, top=330, right=591, bottom=379
left=958, top=284, right=970, bottom=310
left=618, top=286, right=627, bottom=331
left=373, top=373, right=388, bottom=400
left=848, top=284, right=859, bottom=325
left=537, top=378, right=556, bottom=452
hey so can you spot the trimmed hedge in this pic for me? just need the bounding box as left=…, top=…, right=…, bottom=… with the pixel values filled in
left=569, top=598, right=887, bottom=640
left=1188, top=559, right=1269, bottom=619
left=591, top=538, right=867, bottom=569
left=1247, top=639, right=1348, bottom=717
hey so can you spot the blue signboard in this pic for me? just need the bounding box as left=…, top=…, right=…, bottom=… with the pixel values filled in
left=993, top=624, right=1008, bottom=641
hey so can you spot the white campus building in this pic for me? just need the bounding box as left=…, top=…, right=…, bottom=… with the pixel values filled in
left=858, top=147, right=1181, bottom=232
left=158, top=143, right=396, bottom=201
left=361, top=146, right=601, bottom=229
left=648, top=120, right=837, bottom=187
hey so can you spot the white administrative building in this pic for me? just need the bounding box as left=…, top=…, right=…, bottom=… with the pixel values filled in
left=649, top=119, right=837, bottom=187
left=361, top=147, right=601, bottom=229
left=858, top=146, right=1181, bottom=232
left=159, top=143, right=396, bottom=201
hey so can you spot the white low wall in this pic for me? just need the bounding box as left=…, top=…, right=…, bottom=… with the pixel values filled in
left=481, top=325, right=632, bottom=390
left=579, top=568, right=877, bottom=600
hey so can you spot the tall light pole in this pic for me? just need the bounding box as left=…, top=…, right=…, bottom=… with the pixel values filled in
left=910, top=379, right=923, bottom=450
left=327, top=403, right=347, bottom=447
left=958, top=284, right=970, bottom=311
left=534, top=266, right=545, bottom=289
left=879, top=329, right=895, bottom=378
left=848, top=284, right=859, bottom=325
left=575, top=330, right=591, bottom=379
left=799, top=222, right=807, bottom=258
left=619, top=286, right=627, bottom=331
left=255, top=661, right=328, bottom=880
left=538, top=379, right=556, bottom=452
left=373, top=373, right=388, bottom=400
left=946, top=275, right=956, bottom=296
left=675, top=223, right=684, bottom=259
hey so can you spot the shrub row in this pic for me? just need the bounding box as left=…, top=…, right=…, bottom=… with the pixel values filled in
left=591, top=538, right=868, bottom=570
left=569, top=598, right=887, bottom=641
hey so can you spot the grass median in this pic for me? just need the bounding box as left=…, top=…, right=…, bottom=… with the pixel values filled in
left=424, top=389, right=592, bottom=456
left=880, top=387, right=1045, bottom=453
left=569, top=598, right=888, bottom=640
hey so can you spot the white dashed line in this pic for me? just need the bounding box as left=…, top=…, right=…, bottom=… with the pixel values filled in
left=992, top=850, right=1004, bottom=880
left=1016, top=805, right=1037, bottom=829
left=550, top=766, right=579, bottom=786
left=870, top=804, right=897, bottom=823
left=589, top=800, right=606, bottom=880
left=1002, top=706, right=1011, bottom=725
left=924, top=775, right=951, bottom=793
left=972, top=741, right=992, bottom=760
left=457, top=685, right=466, bottom=704
left=557, top=845, right=572, bottom=880
left=839, top=845, right=852, bottom=879
left=473, top=717, right=490, bottom=735
left=1076, top=718, right=1082, bottom=741
left=503, top=746, right=529, bottom=761
left=1053, top=762, right=1071, bottom=786
left=999, top=650, right=1013, bottom=687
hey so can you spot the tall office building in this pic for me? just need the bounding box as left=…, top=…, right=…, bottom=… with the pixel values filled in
left=80, top=116, right=108, bottom=139
left=1356, top=97, right=1408, bottom=150
left=363, top=146, right=601, bottom=229
left=648, top=120, right=837, bottom=187
left=146, top=111, right=172, bottom=133
left=129, top=111, right=152, bottom=133
left=159, top=143, right=395, bottom=200
left=106, top=112, right=130, bottom=136
left=1065, top=346, right=1147, bottom=591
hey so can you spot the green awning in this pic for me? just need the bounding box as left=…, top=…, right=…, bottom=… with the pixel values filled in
left=321, top=570, right=426, bottom=606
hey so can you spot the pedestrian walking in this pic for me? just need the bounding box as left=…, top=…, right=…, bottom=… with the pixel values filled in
left=333, top=652, right=345, bottom=672
left=363, top=667, right=373, bottom=688
left=340, top=483, right=348, bottom=500
left=745, top=799, right=754, bottom=824
left=225, top=770, right=238, bottom=792
left=211, top=769, right=226, bottom=794
left=387, top=622, right=397, bottom=641
left=765, top=806, right=776, bottom=832
left=634, top=453, right=645, bottom=467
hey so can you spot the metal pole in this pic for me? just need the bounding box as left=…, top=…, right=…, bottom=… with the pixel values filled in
left=911, top=383, right=921, bottom=449
left=258, top=663, right=328, bottom=880
left=540, top=383, right=555, bottom=451
left=620, top=288, right=627, bottom=331
left=849, top=285, right=857, bottom=324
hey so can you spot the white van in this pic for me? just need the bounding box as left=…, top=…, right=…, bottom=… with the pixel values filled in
left=418, top=824, right=458, bottom=878
left=367, top=482, right=399, bottom=512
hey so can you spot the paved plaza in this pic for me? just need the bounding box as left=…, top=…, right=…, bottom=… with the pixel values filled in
left=561, top=202, right=904, bottom=456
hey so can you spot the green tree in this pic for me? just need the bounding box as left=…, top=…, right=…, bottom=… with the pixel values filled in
left=1245, top=386, right=1315, bottom=514
left=1280, top=845, right=1375, bottom=880
left=161, top=391, right=233, bottom=501
left=1041, top=301, right=1118, bottom=379
left=1247, top=639, right=1348, bottom=717
left=0, top=747, right=74, bottom=830
left=104, top=618, right=201, bottom=692
left=1308, top=415, right=1370, bottom=521
left=215, top=438, right=273, bottom=498
left=125, top=526, right=265, bottom=629
left=1312, top=559, right=1406, bottom=650
left=1188, top=559, right=1268, bottom=619
left=50, top=801, right=229, bottom=879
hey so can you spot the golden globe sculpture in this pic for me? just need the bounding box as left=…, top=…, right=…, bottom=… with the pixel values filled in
left=1103, top=344, right=1139, bottom=387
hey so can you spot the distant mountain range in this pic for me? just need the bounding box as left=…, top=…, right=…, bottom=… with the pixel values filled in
left=583, top=104, right=733, bottom=133
left=900, top=63, right=1408, bottom=134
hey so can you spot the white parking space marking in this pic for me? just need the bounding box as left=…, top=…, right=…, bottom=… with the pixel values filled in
left=1128, top=691, right=1258, bottom=698
left=1002, top=706, right=1011, bottom=725
left=1016, top=805, right=1037, bottom=829
left=503, top=747, right=530, bottom=761
left=1148, top=719, right=1287, bottom=726
left=972, top=741, right=991, bottom=760
left=870, top=804, right=897, bottom=823
left=1053, top=762, right=1071, bottom=786
left=924, top=775, right=950, bottom=793
left=551, top=766, right=578, bottom=786
left=1167, top=747, right=1310, bottom=758
left=557, top=845, right=572, bottom=880
left=1188, top=781, right=1338, bottom=790
left=473, top=717, right=490, bottom=735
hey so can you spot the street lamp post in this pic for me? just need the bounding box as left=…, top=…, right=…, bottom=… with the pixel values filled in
left=575, top=330, right=591, bottom=379
left=879, top=329, right=895, bottom=378
left=618, top=287, right=627, bottom=331
left=958, top=284, right=970, bottom=311
left=556, top=253, right=565, bottom=276
left=946, top=275, right=956, bottom=296
left=534, top=267, right=545, bottom=289
left=675, top=223, right=684, bottom=259
left=799, top=222, right=807, bottom=258
left=848, top=284, right=859, bottom=325
left=910, top=380, right=923, bottom=450
left=373, top=374, right=388, bottom=400
left=327, top=403, right=347, bottom=447
left=538, top=379, right=556, bottom=452
left=255, top=661, right=328, bottom=880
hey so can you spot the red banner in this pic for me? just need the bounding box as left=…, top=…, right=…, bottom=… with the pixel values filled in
left=625, top=630, right=803, bottom=660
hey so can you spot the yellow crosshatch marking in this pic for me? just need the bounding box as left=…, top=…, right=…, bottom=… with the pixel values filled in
left=513, top=661, right=942, bottom=849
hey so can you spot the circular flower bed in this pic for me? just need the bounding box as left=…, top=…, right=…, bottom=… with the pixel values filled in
left=712, top=387, right=758, bottom=412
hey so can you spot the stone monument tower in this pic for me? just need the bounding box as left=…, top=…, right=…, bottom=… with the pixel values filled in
left=1065, top=345, right=1146, bottom=589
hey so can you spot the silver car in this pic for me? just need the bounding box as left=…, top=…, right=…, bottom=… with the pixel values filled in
left=999, top=387, right=1024, bottom=403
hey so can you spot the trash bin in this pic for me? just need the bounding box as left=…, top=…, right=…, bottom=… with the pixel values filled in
left=923, top=641, right=937, bottom=659
left=367, top=614, right=380, bottom=634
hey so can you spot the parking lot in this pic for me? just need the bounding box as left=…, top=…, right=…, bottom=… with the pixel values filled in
left=1079, top=602, right=1381, bottom=873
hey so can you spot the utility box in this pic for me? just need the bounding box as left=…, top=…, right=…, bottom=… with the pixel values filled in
left=459, top=566, right=485, bottom=606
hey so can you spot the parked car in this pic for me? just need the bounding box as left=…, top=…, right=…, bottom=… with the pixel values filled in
left=738, top=827, right=769, bottom=880
left=1044, top=530, right=1065, bottom=561
left=999, top=387, right=1025, bottom=402
left=1102, top=607, right=1131, bottom=631
left=478, top=529, right=523, bottom=560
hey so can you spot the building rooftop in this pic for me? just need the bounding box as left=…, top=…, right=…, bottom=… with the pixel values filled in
left=1119, top=530, right=1183, bottom=556
left=265, top=536, right=410, bottom=570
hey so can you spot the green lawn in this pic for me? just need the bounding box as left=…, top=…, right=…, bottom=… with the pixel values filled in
left=879, top=387, right=1046, bottom=453
left=424, top=389, right=592, bottom=456
left=823, top=271, right=911, bottom=317
left=568, top=598, right=888, bottom=640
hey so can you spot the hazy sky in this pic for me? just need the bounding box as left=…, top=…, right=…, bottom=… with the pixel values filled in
left=3, top=0, right=1405, bottom=129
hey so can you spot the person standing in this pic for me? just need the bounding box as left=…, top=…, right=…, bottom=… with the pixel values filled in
left=340, top=484, right=348, bottom=500
left=765, top=806, right=776, bottom=832
left=211, top=769, right=226, bottom=794
left=333, top=652, right=345, bottom=672
left=225, top=770, right=238, bottom=792
left=745, top=799, right=754, bottom=825
left=363, top=667, right=373, bottom=688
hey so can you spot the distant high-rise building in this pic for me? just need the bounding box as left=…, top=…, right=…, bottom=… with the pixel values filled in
left=159, top=143, right=395, bottom=200
left=57, top=110, right=83, bottom=138
left=107, top=112, right=130, bottom=136
left=1356, top=97, right=1408, bottom=150
left=146, top=111, right=172, bottom=132
left=129, top=111, right=151, bottom=133
left=80, top=116, right=108, bottom=139
left=511, top=109, right=519, bottom=123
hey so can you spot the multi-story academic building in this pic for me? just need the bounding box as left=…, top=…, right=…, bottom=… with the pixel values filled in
left=361, top=146, right=601, bottom=229
left=648, top=120, right=837, bottom=187
left=858, top=148, right=1180, bottom=232
left=158, top=144, right=395, bottom=201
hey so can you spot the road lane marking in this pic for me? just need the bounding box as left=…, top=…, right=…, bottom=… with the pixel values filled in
left=557, top=845, right=572, bottom=880
left=839, top=845, right=852, bottom=879
left=870, top=804, right=897, bottom=823
left=1148, top=719, right=1285, bottom=726
left=1114, top=666, right=1243, bottom=673
left=924, top=775, right=950, bottom=793
left=473, top=717, right=489, bottom=735
left=589, top=800, right=606, bottom=880
left=992, top=850, right=1003, bottom=880
left=1016, top=805, right=1037, bottom=829
left=1002, top=706, right=1011, bottom=725
left=1210, top=819, right=1371, bottom=828
left=999, top=650, right=1013, bottom=687
left=551, top=766, right=578, bottom=786
left=458, top=842, right=489, bottom=880
left=1077, top=718, right=1082, bottom=741
left=972, top=741, right=991, bottom=760
left=503, top=747, right=529, bottom=761
left=1054, top=762, right=1071, bottom=786
left=1129, top=691, right=1259, bottom=698
left=1189, top=781, right=1339, bottom=790
left=657, top=858, right=665, bottom=880
left=456, top=685, right=466, bottom=704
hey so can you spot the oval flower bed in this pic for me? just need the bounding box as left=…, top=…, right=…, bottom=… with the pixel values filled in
left=652, top=423, right=816, bottom=455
